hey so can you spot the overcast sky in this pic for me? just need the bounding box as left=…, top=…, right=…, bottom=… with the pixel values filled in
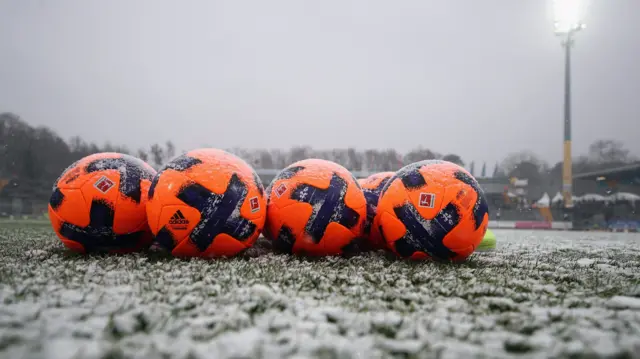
left=1, top=0, right=639, bottom=167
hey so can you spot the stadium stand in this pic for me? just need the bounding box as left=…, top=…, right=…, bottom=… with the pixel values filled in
left=571, top=163, right=640, bottom=231
left=0, top=178, right=50, bottom=218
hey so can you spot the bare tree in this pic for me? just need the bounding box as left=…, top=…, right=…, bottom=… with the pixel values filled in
left=137, top=149, right=149, bottom=162
left=404, top=147, right=440, bottom=164
left=165, top=141, right=176, bottom=160
left=258, top=150, right=274, bottom=169
left=588, top=139, right=631, bottom=165
left=501, top=150, right=546, bottom=174
left=289, top=146, right=312, bottom=163
left=150, top=144, right=164, bottom=168
left=346, top=148, right=362, bottom=171
left=102, top=142, right=116, bottom=153
left=269, top=149, right=287, bottom=169
left=442, top=153, right=465, bottom=166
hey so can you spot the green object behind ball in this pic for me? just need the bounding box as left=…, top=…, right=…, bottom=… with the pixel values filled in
left=477, top=229, right=496, bottom=251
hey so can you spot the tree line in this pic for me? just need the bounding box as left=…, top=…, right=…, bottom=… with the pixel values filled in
left=1, top=112, right=637, bottom=190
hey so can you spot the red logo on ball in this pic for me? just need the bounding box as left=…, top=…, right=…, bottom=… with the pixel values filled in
left=418, top=192, right=435, bottom=208
left=274, top=183, right=287, bottom=198
left=94, top=176, right=115, bottom=193
left=249, top=196, right=260, bottom=212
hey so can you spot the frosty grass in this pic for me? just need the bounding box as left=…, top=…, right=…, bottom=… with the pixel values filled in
left=1, top=226, right=640, bottom=359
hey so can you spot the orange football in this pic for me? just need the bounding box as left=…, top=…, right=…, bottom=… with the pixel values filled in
left=264, top=159, right=366, bottom=256
left=146, top=148, right=266, bottom=258
left=48, top=153, right=156, bottom=253
left=359, top=171, right=395, bottom=250
left=375, top=160, right=489, bottom=261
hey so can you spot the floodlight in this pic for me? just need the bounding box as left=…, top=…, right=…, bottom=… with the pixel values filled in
left=553, top=0, right=586, bottom=34
left=551, top=0, right=588, bottom=210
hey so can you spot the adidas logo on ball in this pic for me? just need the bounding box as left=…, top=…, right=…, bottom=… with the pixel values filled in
left=169, top=210, right=189, bottom=229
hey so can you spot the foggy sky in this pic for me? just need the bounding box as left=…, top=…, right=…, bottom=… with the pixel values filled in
left=1, top=0, right=639, bottom=167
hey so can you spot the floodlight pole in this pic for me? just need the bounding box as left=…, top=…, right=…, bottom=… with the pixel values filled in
left=562, top=31, right=574, bottom=209
left=557, top=23, right=583, bottom=210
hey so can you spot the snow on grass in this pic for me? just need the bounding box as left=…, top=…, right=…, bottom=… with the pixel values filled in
left=0, top=227, right=640, bottom=359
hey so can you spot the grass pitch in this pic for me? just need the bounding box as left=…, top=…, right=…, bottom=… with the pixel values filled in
left=1, top=226, right=639, bottom=359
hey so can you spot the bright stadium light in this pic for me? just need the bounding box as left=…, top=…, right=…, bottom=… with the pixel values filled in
left=552, top=0, right=587, bottom=212
left=553, top=0, right=586, bottom=34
